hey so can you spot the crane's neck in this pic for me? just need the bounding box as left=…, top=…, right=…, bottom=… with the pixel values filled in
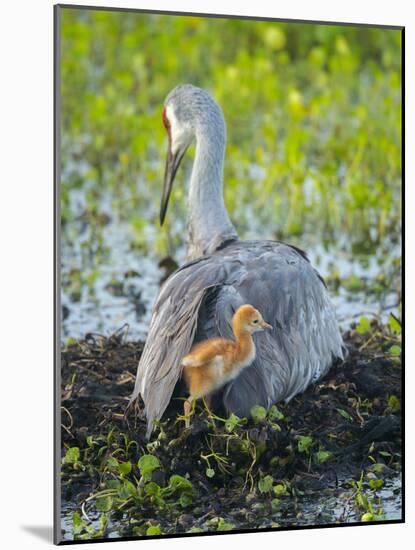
left=186, top=130, right=238, bottom=260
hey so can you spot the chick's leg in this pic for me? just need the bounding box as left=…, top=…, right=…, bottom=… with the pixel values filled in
left=202, top=395, right=215, bottom=424
left=184, top=396, right=194, bottom=428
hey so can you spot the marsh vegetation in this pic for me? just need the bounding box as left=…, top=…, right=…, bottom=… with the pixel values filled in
left=60, top=319, right=401, bottom=540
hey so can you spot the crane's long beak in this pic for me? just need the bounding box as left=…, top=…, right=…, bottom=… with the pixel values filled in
left=160, top=143, right=186, bottom=226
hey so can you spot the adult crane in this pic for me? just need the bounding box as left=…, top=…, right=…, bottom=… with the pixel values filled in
left=129, top=84, right=344, bottom=438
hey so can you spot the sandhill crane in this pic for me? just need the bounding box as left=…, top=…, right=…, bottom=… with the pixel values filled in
left=129, top=84, right=344, bottom=438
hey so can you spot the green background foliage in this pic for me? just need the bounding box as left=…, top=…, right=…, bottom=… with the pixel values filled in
left=59, top=8, right=402, bottom=340
left=60, top=8, right=401, bottom=251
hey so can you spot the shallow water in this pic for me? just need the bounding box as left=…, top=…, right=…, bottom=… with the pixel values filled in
left=275, top=474, right=402, bottom=527
left=61, top=184, right=400, bottom=343
left=60, top=473, right=401, bottom=541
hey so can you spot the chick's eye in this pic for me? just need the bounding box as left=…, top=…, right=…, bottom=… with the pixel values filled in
left=253, top=319, right=258, bottom=324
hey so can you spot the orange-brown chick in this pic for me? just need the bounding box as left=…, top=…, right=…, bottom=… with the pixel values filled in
left=181, top=304, right=272, bottom=427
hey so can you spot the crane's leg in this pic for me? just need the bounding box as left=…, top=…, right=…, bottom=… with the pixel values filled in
left=184, top=396, right=194, bottom=428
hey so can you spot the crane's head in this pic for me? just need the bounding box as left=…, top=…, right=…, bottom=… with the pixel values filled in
left=160, top=84, right=226, bottom=225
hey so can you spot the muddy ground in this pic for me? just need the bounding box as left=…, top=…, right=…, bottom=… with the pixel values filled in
left=60, top=321, right=402, bottom=541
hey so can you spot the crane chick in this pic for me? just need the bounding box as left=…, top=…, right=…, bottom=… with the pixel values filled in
left=182, top=304, right=272, bottom=427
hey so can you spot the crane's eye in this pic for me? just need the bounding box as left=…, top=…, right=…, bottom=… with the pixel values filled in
left=162, top=108, right=171, bottom=131
left=252, top=319, right=258, bottom=324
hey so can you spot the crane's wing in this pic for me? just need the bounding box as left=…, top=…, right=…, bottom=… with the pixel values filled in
left=128, top=253, right=245, bottom=437
left=194, top=241, right=345, bottom=417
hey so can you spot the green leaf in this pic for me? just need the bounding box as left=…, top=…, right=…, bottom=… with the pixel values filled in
left=273, top=484, right=287, bottom=496
left=268, top=405, right=284, bottom=421
left=315, top=450, right=333, bottom=464
left=153, top=496, right=166, bottom=509
left=217, top=517, right=235, bottom=531
left=250, top=405, right=267, bottom=423
left=118, top=480, right=137, bottom=499
left=96, top=495, right=113, bottom=512
left=388, top=314, right=401, bottom=334
left=179, top=493, right=193, bottom=507
left=72, top=512, right=86, bottom=535
left=369, top=479, right=384, bottom=491
left=355, top=492, right=369, bottom=510
left=206, top=468, right=215, bottom=478
left=371, top=463, right=386, bottom=474
left=269, top=422, right=282, bottom=432
left=389, top=345, right=401, bottom=357
left=144, top=482, right=161, bottom=496
left=105, top=457, right=119, bottom=472
left=298, top=435, right=313, bottom=453
left=118, top=460, right=132, bottom=476
left=225, top=413, right=241, bottom=432
left=168, top=474, right=193, bottom=492
left=146, top=525, right=161, bottom=536
left=63, top=447, right=80, bottom=465
left=270, top=456, right=280, bottom=467
left=271, top=498, right=281, bottom=511
left=336, top=408, right=353, bottom=421
left=378, top=451, right=392, bottom=458
left=356, top=317, right=371, bottom=334
left=99, top=513, right=109, bottom=532
left=361, top=512, right=374, bottom=522
left=387, top=394, right=401, bottom=411
left=138, top=455, right=161, bottom=478
left=258, top=474, right=274, bottom=494
left=106, top=479, right=121, bottom=490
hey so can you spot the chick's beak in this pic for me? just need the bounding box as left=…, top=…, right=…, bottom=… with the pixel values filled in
left=160, top=140, right=187, bottom=226
left=261, top=321, right=273, bottom=330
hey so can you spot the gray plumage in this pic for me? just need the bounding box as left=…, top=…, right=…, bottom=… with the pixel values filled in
left=129, top=85, right=344, bottom=438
